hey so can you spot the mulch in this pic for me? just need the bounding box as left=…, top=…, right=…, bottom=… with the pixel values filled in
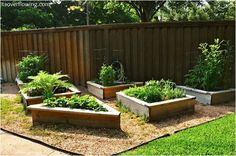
left=1, top=83, right=235, bottom=155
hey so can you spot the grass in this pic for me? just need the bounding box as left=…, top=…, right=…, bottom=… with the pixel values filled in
left=123, top=113, right=235, bottom=155
left=1, top=96, right=27, bottom=123
left=1, top=94, right=235, bottom=155
left=0, top=96, right=49, bottom=135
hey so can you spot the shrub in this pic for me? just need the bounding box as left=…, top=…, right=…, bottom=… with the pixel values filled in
left=17, top=54, right=45, bottom=83
left=124, top=79, right=185, bottom=103
left=44, top=95, right=107, bottom=112
left=21, top=71, right=71, bottom=99
left=185, top=39, right=234, bottom=91
left=98, top=64, right=116, bottom=86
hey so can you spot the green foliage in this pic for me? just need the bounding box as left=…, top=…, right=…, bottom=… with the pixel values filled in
left=98, top=64, right=116, bottom=86
left=123, top=113, right=235, bottom=155
left=44, top=95, right=107, bottom=112
left=1, top=97, right=26, bottom=123
left=17, top=55, right=45, bottom=83
left=159, top=1, right=235, bottom=22
left=124, top=79, right=185, bottom=103
left=21, top=71, right=71, bottom=99
left=1, top=1, right=139, bottom=30
left=185, top=39, right=234, bottom=91
left=116, top=101, right=130, bottom=113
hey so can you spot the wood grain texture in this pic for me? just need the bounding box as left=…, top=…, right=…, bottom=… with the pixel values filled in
left=1, top=21, right=235, bottom=84
left=30, top=108, right=120, bottom=129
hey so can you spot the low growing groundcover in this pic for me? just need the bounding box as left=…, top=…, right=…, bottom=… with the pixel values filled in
left=1, top=83, right=235, bottom=155
left=123, top=113, right=235, bottom=155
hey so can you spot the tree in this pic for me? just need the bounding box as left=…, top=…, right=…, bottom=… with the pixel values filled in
left=67, top=1, right=139, bottom=25
left=158, top=0, right=235, bottom=22
left=205, top=0, right=235, bottom=20
left=125, top=1, right=166, bottom=22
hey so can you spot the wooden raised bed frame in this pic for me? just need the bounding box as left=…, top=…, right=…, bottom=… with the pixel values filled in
left=21, top=87, right=81, bottom=106
left=15, top=77, right=26, bottom=89
left=116, top=92, right=196, bottom=121
left=177, top=85, right=235, bottom=105
left=87, top=81, right=143, bottom=99
left=28, top=99, right=120, bottom=129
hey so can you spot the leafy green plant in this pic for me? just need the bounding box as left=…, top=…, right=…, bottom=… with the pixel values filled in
left=21, top=71, right=71, bottom=99
left=44, top=95, right=107, bottom=112
left=17, top=54, right=46, bottom=83
left=185, top=39, right=234, bottom=91
left=124, top=79, right=185, bottom=103
left=98, top=64, right=116, bottom=86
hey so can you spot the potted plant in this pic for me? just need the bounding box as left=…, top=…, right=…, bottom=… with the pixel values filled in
left=87, top=63, right=143, bottom=99
left=16, top=54, right=46, bottom=88
left=116, top=79, right=196, bottom=121
left=28, top=95, right=120, bottom=129
left=20, top=71, right=80, bottom=105
left=178, top=39, right=235, bottom=105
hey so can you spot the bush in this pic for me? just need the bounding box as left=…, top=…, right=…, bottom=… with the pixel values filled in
left=44, top=95, right=107, bottom=112
left=17, top=54, right=45, bottom=83
left=124, top=79, right=185, bottom=103
left=185, top=39, right=234, bottom=91
left=21, top=71, right=71, bottom=99
left=98, top=64, right=116, bottom=86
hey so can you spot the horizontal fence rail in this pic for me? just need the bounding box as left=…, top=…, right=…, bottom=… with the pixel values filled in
left=1, top=21, right=235, bottom=86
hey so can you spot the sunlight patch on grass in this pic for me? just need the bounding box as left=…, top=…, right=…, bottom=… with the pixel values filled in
left=123, top=113, right=235, bottom=155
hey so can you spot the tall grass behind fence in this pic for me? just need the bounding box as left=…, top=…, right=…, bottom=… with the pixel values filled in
left=1, top=21, right=235, bottom=86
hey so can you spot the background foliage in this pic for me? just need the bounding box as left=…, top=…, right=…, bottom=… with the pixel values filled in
left=1, top=0, right=235, bottom=30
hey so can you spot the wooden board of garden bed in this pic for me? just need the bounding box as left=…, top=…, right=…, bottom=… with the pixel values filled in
left=116, top=92, right=196, bottom=121
left=21, top=87, right=81, bottom=106
left=177, top=85, right=235, bottom=105
left=28, top=99, right=120, bottom=129
left=15, top=77, right=26, bottom=89
left=87, top=81, right=143, bottom=99
left=1, top=83, right=235, bottom=155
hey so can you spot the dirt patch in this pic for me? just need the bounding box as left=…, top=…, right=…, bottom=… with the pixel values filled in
left=0, top=83, right=19, bottom=99
left=1, top=83, right=235, bottom=155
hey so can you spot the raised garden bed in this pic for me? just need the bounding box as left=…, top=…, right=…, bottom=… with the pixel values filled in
left=28, top=98, right=120, bottom=129
left=87, top=81, right=143, bottom=99
left=116, top=92, right=196, bottom=121
left=177, top=86, right=235, bottom=105
left=15, top=77, right=26, bottom=88
left=21, top=86, right=81, bottom=106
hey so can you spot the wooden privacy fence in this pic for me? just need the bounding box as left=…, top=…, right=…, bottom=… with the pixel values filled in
left=1, top=21, right=235, bottom=86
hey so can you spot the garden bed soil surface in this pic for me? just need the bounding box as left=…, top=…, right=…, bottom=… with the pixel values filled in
left=116, top=92, right=195, bottom=121
left=177, top=85, right=235, bottom=105
left=21, top=86, right=81, bottom=106
left=1, top=83, right=235, bottom=155
left=87, top=81, right=143, bottom=99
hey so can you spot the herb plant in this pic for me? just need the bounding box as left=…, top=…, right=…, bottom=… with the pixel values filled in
left=44, top=95, right=107, bottom=112
left=21, top=71, right=71, bottom=99
left=17, top=54, right=45, bottom=82
left=98, top=64, right=116, bottom=86
left=185, top=39, right=234, bottom=91
left=124, top=79, right=185, bottom=103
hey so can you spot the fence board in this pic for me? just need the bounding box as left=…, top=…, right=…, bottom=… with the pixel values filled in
left=1, top=21, right=235, bottom=85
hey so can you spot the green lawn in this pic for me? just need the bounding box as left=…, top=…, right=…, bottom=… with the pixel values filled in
left=123, top=113, right=235, bottom=155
